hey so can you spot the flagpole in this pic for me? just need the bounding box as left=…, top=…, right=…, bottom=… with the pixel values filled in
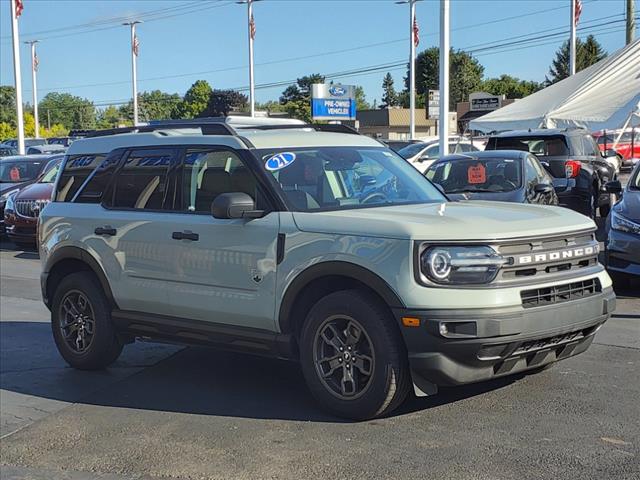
left=439, top=0, right=450, bottom=157
left=570, top=0, right=576, bottom=76
left=10, top=0, right=25, bottom=154
left=25, top=40, right=39, bottom=138
left=409, top=0, right=416, bottom=140
left=248, top=0, right=255, bottom=117
left=124, top=21, right=141, bottom=126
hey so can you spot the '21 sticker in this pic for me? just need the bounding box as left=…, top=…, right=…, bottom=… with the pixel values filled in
left=265, top=152, right=296, bottom=171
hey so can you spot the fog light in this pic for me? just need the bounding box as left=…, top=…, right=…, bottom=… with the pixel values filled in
left=439, top=323, right=448, bottom=336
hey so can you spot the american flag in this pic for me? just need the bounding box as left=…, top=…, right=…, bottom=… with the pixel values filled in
left=33, top=50, right=39, bottom=72
left=413, top=13, right=419, bottom=48
left=133, top=33, right=139, bottom=56
left=14, top=0, right=24, bottom=18
left=250, top=13, right=256, bottom=40
left=574, top=0, right=582, bottom=26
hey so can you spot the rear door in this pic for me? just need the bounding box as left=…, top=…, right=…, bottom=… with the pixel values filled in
left=163, top=147, right=280, bottom=331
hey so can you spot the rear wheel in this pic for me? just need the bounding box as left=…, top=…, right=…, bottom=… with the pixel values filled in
left=599, top=193, right=616, bottom=218
left=299, top=290, right=410, bottom=420
left=51, top=272, right=123, bottom=370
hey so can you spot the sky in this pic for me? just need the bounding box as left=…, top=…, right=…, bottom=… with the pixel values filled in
left=0, top=0, right=635, bottom=110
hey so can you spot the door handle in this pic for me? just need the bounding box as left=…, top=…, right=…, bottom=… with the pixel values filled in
left=94, top=226, right=116, bottom=236
left=172, top=231, right=199, bottom=241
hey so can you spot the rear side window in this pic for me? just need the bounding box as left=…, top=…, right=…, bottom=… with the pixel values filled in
left=582, top=135, right=598, bottom=156
left=55, top=154, right=105, bottom=202
left=74, top=153, right=122, bottom=203
left=108, top=148, right=177, bottom=210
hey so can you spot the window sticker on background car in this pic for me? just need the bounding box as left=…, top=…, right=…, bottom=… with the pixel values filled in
left=467, top=163, right=486, bottom=184
left=265, top=152, right=296, bottom=171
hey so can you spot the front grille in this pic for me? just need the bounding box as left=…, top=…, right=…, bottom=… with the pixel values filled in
left=520, top=278, right=601, bottom=308
left=15, top=199, right=50, bottom=218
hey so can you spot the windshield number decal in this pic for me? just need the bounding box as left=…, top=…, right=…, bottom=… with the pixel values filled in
left=265, top=152, right=296, bottom=171
left=467, top=163, right=486, bottom=184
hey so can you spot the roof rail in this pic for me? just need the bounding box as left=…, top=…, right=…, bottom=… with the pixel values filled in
left=85, top=121, right=237, bottom=138
left=244, top=123, right=361, bottom=135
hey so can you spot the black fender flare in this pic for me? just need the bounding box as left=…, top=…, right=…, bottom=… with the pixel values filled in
left=43, top=246, right=117, bottom=308
left=278, top=261, right=405, bottom=334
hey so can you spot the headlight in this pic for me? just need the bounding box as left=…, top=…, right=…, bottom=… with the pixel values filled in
left=611, top=211, right=640, bottom=234
left=0, top=188, right=19, bottom=207
left=2, top=191, right=18, bottom=211
left=420, top=245, right=507, bottom=285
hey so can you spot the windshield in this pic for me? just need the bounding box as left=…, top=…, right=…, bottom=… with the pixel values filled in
left=631, top=166, right=640, bottom=190
left=258, top=147, right=445, bottom=211
left=492, top=136, right=568, bottom=157
left=426, top=157, right=522, bottom=193
left=39, top=159, right=62, bottom=183
left=398, top=143, right=426, bottom=159
left=0, top=148, right=17, bottom=157
left=0, top=160, right=44, bottom=183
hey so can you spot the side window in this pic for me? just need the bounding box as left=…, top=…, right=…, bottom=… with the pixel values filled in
left=525, top=158, right=539, bottom=184
left=582, top=135, right=598, bottom=156
left=55, top=154, right=106, bottom=202
left=569, top=136, right=584, bottom=156
left=181, top=148, right=261, bottom=213
left=110, top=149, right=177, bottom=210
left=425, top=144, right=440, bottom=159
left=74, top=152, right=122, bottom=204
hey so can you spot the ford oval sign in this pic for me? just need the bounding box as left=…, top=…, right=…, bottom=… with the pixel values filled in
left=265, top=152, right=296, bottom=171
left=329, top=86, right=346, bottom=97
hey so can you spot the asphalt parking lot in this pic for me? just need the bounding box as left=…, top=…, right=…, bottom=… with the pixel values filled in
left=1, top=198, right=639, bottom=480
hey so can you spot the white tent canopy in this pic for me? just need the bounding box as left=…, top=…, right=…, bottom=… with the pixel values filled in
left=470, top=39, right=640, bottom=133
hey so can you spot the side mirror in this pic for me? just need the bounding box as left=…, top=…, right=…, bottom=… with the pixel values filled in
left=534, top=183, right=554, bottom=194
left=604, top=180, right=623, bottom=194
left=418, top=155, right=430, bottom=163
left=604, top=149, right=618, bottom=158
left=211, top=192, right=264, bottom=219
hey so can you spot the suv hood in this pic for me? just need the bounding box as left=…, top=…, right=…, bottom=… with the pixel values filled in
left=15, top=182, right=53, bottom=201
left=292, top=201, right=595, bottom=241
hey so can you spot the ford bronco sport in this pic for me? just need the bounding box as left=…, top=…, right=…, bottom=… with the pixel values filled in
left=39, top=118, right=616, bottom=419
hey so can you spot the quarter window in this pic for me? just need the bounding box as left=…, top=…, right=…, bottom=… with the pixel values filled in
left=55, top=155, right=105, bottom=202
left=181, top=148, right=261, bottom=213
left=110, top=149, right=177, bottom=210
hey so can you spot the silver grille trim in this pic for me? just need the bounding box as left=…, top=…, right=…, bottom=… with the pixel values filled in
left=15, top=199, right=50, bottom=218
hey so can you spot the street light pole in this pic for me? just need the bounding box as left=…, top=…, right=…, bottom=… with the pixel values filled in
left=123, top=21, right=141, bottom=125
left=570, top=0, right=577, bottom=76
left=25, top=40, right=39, bottom=138
left=10, top=0, right=25, bottom=154
left=438, top=0, right=450, bottom=157
left=237, top=0, right=259, bottom=117
left=627, top=0, right=636, bottom=45
left=396, top=0, right=420, bottom=140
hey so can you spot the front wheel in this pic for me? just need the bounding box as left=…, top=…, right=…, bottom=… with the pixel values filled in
left=299, top=290, right=411, bottom=420
left=51, top=272, right=123, bottom=370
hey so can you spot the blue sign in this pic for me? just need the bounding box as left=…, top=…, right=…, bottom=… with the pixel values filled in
left=311, top=98, right=356, bottom=120
left=329, top=86, right=347, bottom=97
left=265, top=152, right=296, bottom=171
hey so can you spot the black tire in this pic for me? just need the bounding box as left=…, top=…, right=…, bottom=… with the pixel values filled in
left=599, top=193, right=616, bottom=218
left=583, top=191, right=597, bottom=219
left=51, top=272, right=123, bottom=370
left=299, top=290, right=411, bottom=420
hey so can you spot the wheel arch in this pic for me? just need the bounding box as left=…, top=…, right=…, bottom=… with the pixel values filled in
left=278, top=261, right=405, bottom=338
left=44, top=246, right=117, bottom=309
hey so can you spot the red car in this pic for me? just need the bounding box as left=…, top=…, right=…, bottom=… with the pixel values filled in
left=4, top=156, right=62, bottom=246
left=593, top=129, right=640, bottom=169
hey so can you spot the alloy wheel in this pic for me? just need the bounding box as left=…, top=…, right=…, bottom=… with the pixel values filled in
left=58, top=290, right=95, bottom=353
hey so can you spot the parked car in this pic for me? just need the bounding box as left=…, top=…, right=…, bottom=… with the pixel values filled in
left=4, top=156, right=62, bottom=245
left=40, top=118, right=614, bottom=420
left=593, top=129, right=640, bottom=170
left=425, top=150, right=557, bottom=205
left=1, top=138, right=48, bottom=149
left=26, top=144, right=67, bottom=155
left=47, top=136, right=79, bottom=147
left=379, top=139, right=422, bottom=153
left=486, top=128, right=617, bottom=218
left=0, top=146, right=18, bottom=158
left=398, top=138, right=481, bottom=173
left=604, top=162, right=640, bottom=280
left=0, top=155, right=57, bottom=234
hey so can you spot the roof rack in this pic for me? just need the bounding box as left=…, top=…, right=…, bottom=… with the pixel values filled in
left=83, top=118, right=360, bottom=138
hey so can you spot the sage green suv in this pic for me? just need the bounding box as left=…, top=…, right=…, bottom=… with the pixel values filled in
left=39, top=119, right=615, bottom=419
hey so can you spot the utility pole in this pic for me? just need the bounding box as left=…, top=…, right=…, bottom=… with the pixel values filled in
left=627, top=0, right=636, bottom=45
left=10, top=0, right=25, bottom=154
left=47, top=109, right=51, bottom=130
left=438, top=0, right=450, bottom=157
left=25, top=40, right=40, bottom=138
left=123, top=21, right=141, bottom=125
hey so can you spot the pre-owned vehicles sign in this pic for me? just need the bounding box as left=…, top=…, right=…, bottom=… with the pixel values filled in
left=311, top=84, right=356, bottom=121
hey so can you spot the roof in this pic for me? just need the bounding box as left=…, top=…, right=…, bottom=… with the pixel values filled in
left=470, top=39, right=640, bottom=133
left=240, top=129, right=382, bottom=149
left=491, top=128, right=586, bottom=138
left=436, top=150, right=528, bottom=162
left=0, top=154, right=60, bottom=162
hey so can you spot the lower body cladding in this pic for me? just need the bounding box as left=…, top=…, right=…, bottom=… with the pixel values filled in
left=394, top=286, right=616, bottom=396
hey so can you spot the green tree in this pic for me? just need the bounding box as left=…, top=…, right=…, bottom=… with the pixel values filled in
left=354, top=86, right=370, bottom=111
left=39, top=92, right=96, bottom=130
left=175, top=80, right=213, bottom=119
left=0, top=86, right=17, bottom=125
left=203, top=89, right=248, bottom=117
left=279, top=74, right=326, bottom=122
left=118, top=90, right=182, bottom=122
left=256, top=100, right=286, bottom=113
left=381, top=73, right=398, bottom=108
left=0, top=122, right=15, bottom=141
left=481, top=75, right=542, bottom=99
left=546, top=35, right=607, bottom=84
left=405, top=47, right=484, bottom=109
left=96, top=105, right=127, bottom=129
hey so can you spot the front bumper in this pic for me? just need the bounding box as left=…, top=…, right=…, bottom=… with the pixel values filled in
left=394, top=287, right=615, bottom=392
left=606, top=229, right=640, bottom=277
left=4, top=212, right=37, bottom=244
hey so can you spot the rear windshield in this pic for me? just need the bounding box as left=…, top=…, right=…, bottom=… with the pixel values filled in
left=426, top=157, right=522, bottom=193
left=398, top=143, right=426, bottom=159
left=491, top=136, right=568, bottom=157
left=0, top=160, right=45, bottom=183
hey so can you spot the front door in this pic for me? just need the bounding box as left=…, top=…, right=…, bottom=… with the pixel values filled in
left=165, top=147, right=279, bottom=331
